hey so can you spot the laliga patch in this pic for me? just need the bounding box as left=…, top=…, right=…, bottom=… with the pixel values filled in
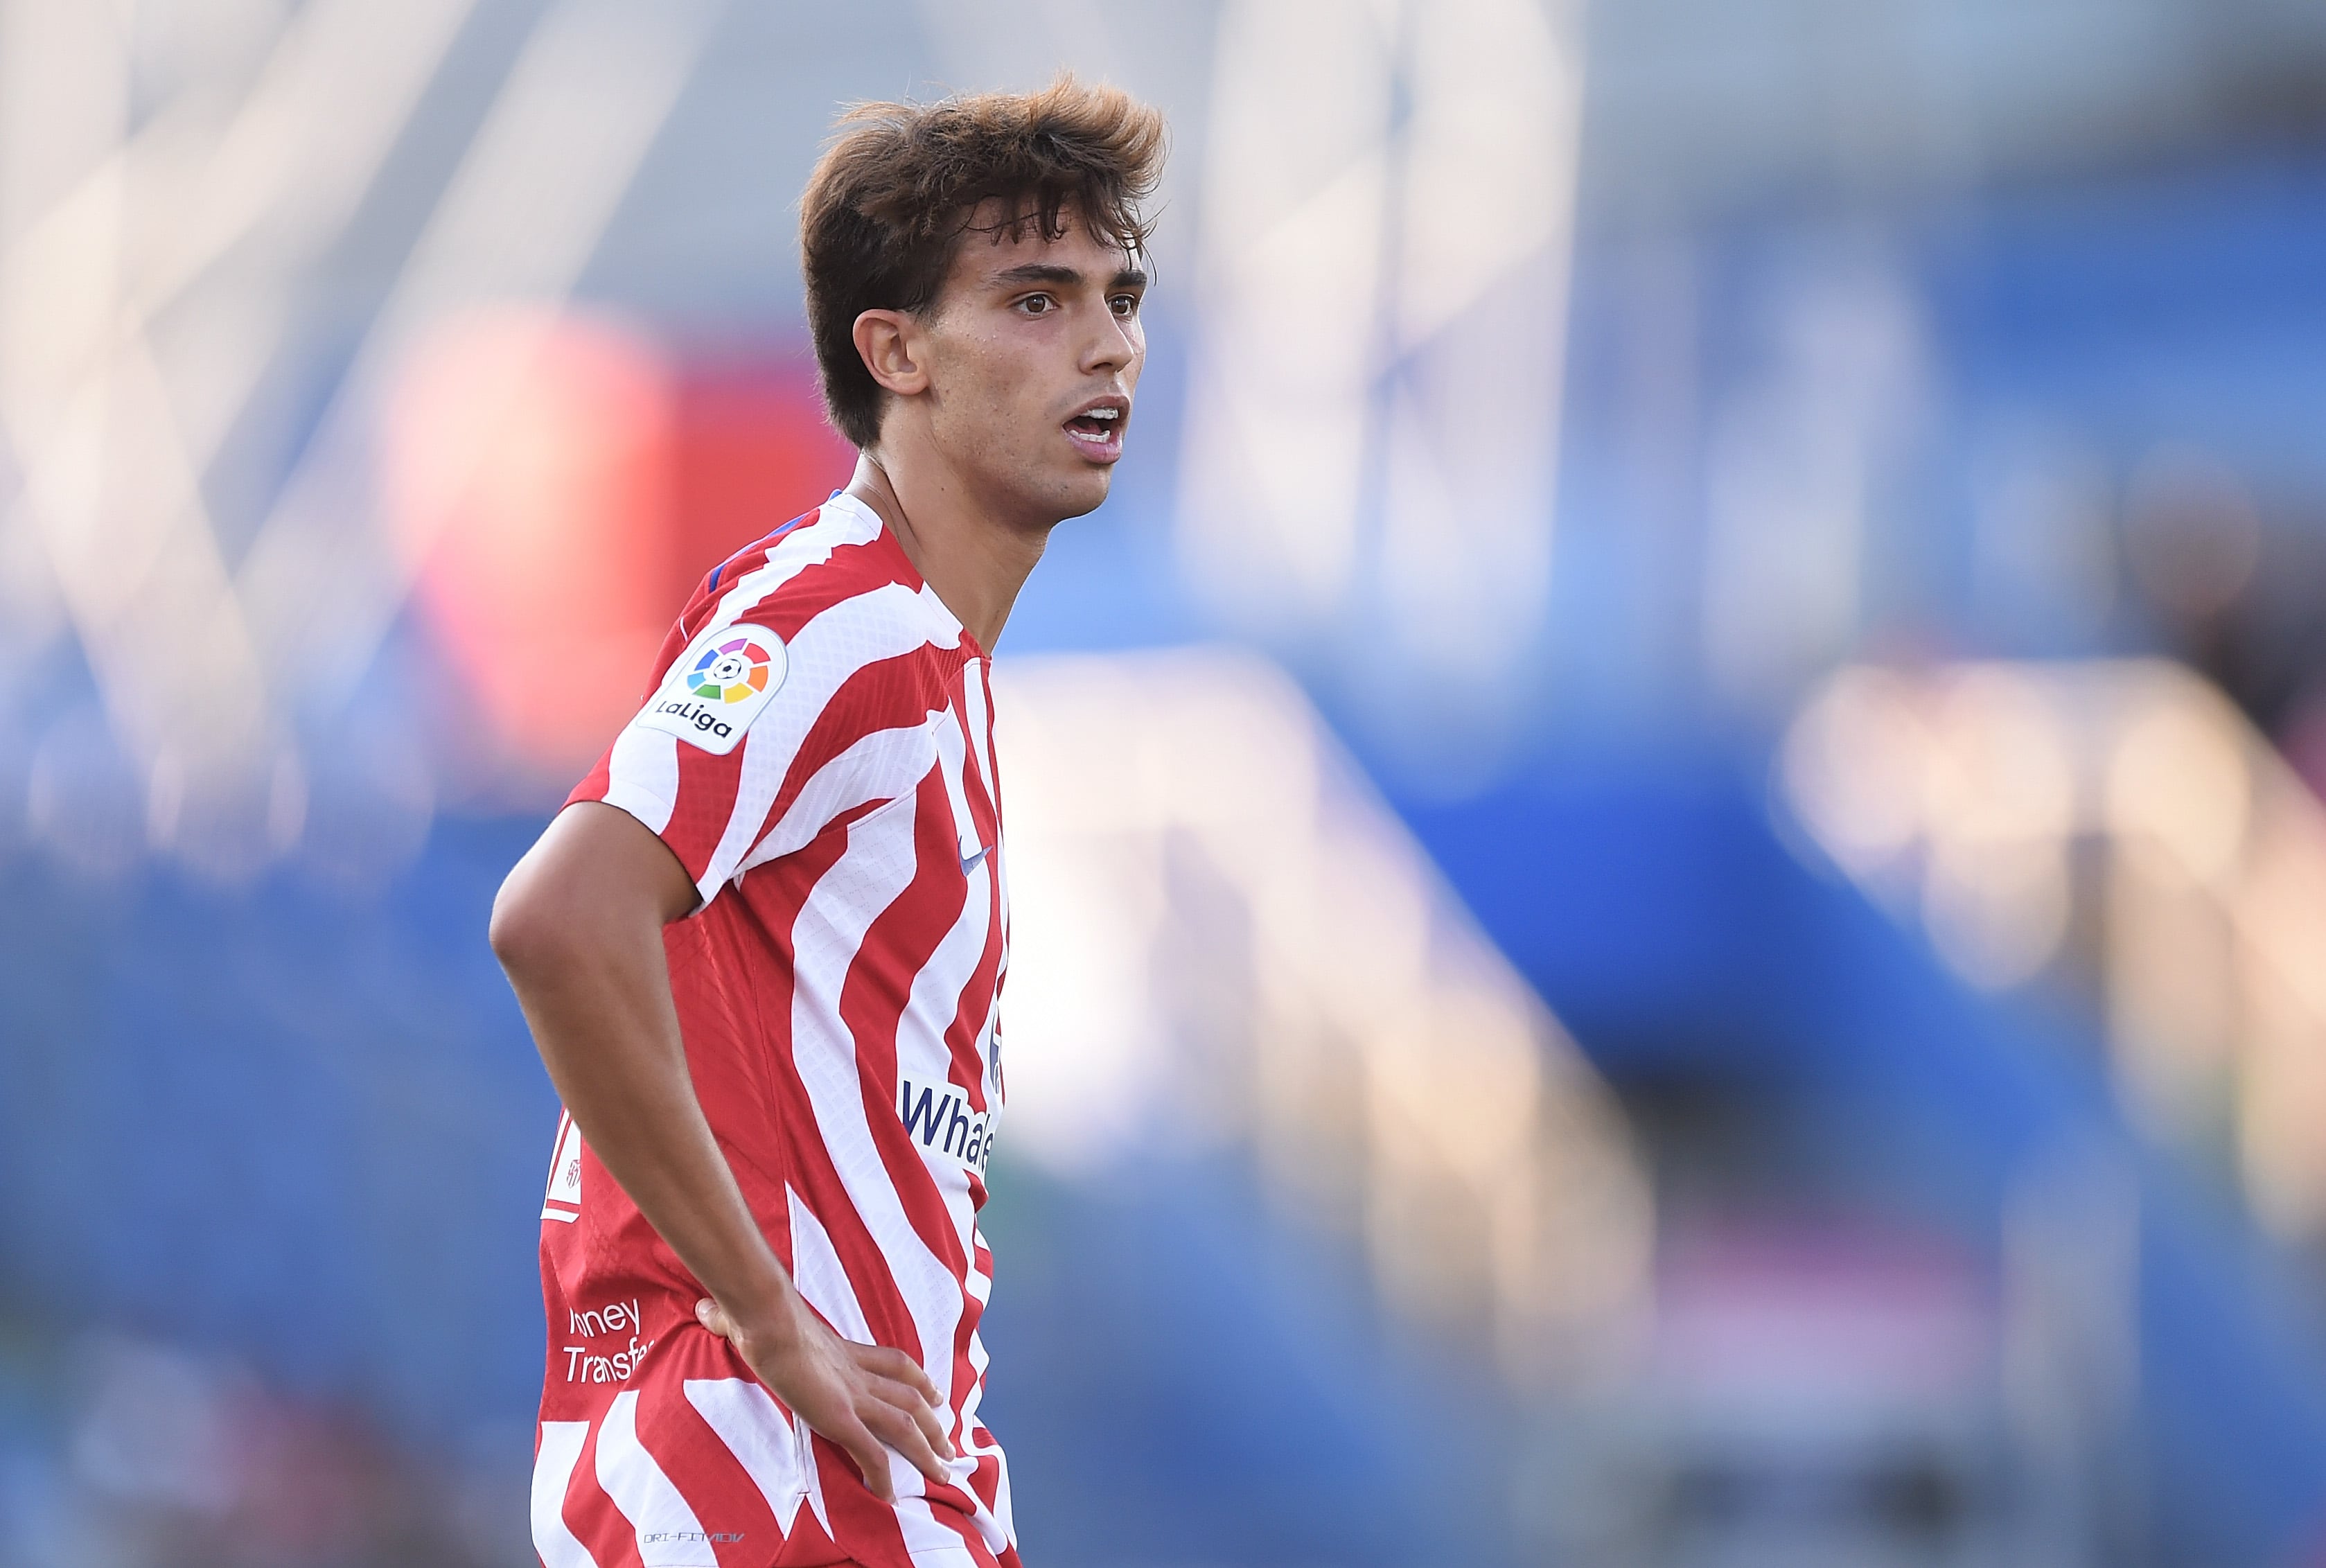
left=636, top=625, right=788, bottom=755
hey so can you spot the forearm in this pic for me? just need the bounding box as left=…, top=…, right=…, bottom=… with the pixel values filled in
left=493, top=796, right=949, bottom=1497
left=494, top=816, right=804, bottom=1341
left=519, top=956, right=799, bottom=1326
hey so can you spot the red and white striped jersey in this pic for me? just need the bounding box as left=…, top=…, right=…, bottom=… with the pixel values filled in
left=532, top=494, right=1018, bottom=1568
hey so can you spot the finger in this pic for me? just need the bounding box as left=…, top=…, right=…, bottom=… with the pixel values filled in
left=834, top=1415, right=897, bottom=1504
left=867, top=1375, right=955, bottom=1460
left=694, top=1298, right=734, bottom=1339
left=863, top=1398, right=951, bottom=1490
left=858, top=1344, right=944, bottom=1409
left=863, top=1400, right=949, bottom=1489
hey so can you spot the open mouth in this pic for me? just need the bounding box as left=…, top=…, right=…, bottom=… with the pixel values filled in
left=1064, top=401, right=1127, bottom=459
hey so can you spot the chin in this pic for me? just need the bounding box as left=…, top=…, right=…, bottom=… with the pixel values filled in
left=1037, top=467, right=1114, bottom=523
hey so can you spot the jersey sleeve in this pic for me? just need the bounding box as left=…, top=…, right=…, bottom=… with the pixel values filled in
left=567, top=565, right=940, bottom=910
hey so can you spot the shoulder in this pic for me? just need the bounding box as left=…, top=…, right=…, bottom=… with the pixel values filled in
left=708, top=499, right=965, bottom=673
left=685, top=500, right=903, bottom=640
left=651, top=501, right=958, bottom=741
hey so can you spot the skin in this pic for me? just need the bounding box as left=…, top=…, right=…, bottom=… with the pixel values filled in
left=845, top=197, right=1147, bottom=651
left=490, top=199, right=1145, bottom=1504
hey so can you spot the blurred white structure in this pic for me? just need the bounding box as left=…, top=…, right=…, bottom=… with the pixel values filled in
left=1177, top=0, right=1583, bottom=719
left=0, top=0, right=719, bottom=879
left=7, top=0, right=2321, bottom=868
left=996, top=648, right=1650, bottom=1379
left=1783, top=660, right=2326, bottom=1240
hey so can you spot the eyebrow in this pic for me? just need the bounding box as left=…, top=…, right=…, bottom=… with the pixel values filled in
left=989, top=263, right=1149, bottom=292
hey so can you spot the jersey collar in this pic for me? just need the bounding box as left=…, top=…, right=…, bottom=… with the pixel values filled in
left=822, top=489, right=988, bottom=660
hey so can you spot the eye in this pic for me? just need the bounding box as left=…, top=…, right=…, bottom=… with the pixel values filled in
left=1109, top=293, right=1140, bottom=319
left=1016, top=292, right=1055, bottom=315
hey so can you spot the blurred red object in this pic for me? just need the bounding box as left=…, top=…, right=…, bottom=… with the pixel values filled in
left=387, top=308, right=852, bottom=779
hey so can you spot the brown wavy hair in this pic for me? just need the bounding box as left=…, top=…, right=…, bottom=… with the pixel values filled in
left=800, top=75, right=1166, bottom=448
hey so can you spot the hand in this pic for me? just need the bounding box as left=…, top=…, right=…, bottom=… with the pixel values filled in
left=696, top=1296, right=953, bottom=1503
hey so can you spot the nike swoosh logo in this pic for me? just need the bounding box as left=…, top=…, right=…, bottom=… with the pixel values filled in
left=960, top=844, right=993, bottom=874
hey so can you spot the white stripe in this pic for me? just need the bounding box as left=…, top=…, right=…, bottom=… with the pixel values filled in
left=530, top=1420, right=599, bottom=1568
left=955, top=1323, right=1014, bottom=1547
left=959, top=661, right=994, bottom=813
left=601, top=725, right=679, bottom=834
left=682, top=1378, right=809, bottom=1533
left=786, top=1183, right=875, bottom=1341
left=735, top=714, right=943, bottom=878
left=819, top=494, right=971, bottom=652
left=707, top=500, right=878, bottom=632
left=984, top=1435, right=1016, bottom=1549
left=794, top=752, right=1005, bottom=1564
left=700, top=579, right=940, bottom=899
left=791, top=793, right=966, bottom=1359
left=900, top=719, right=996, bottom=1332
left=784, top=802, right=935, bottom=1525
left=961, top=665, right=1010, bottom=1559
left=783, top=1186, right=866, bottom=1539
left=595, top=1390, right=714, bottom=1567
left=937, top=705, right=983, bottom=865
left=786, top=796, right=983, bottom=1485
left=981, top=665, right=1011, bottom=1005
left=599, top=503, right=868, bottom=846
left=902, top=715, right=1008, bottom=1559
left=540, top=1206, right=579, bottom=1223
left=950, top=1362, right=1015, bottom=1553
left=911, top=578, right=967, bottom=646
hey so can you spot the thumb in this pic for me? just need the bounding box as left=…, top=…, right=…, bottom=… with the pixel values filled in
left=696, top=1297, right=735, bottom=1339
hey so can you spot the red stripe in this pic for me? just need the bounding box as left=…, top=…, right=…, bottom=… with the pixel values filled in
left=836, top=768, right=1003, bottom=1530
left=754, top=649, right=945, bottom=857
left=967, top=1450, right=1002, bottom=1514
left=734, top=539, right=919, bottom=640
left=662, top=741, right=748, bottom=882
left=638, top=615, right=696, bottom=704
left=760, top=1033, right=922, bottom=1363
left=843, top=767, right=977, bottom=1284
left=910, top=1495, right=1004, bottom=1567
left=760, top=784, right=985, bottom=1524
left=570, top=754, right=615, bottom=815
left=628, top=1377, right=781, bottom=1568
left=943, top=665, right=1006, bottom=1100
left=563, top=1415, right=646, bottom=1568
left=632, top=608, right=924, bottom=887
left=545, top=502, right=1019, bottom=1568
left=809, top=1443, right=922, bottom=1566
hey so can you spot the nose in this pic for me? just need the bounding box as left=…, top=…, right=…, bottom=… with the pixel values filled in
left=1080, top=304, right=1138, bottom=378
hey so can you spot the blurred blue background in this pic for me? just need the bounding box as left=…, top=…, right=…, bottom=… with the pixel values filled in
left=6, top=1, right=2326, bottom=1564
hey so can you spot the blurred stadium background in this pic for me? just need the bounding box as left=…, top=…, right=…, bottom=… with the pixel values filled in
left=5, top=0, right=2326, bottom=1563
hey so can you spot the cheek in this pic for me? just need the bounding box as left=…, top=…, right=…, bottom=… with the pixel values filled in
left=953, top=335, right=1031, bottom=406
left=928, top=345, right=1006, bottom=429
left=973, top=352, right=1055, bottom=437
left=933, top=372, right=1043, bottom=468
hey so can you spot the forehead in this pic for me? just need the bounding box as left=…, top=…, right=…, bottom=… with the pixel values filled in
left=942, top=196, right=1134, bottom=292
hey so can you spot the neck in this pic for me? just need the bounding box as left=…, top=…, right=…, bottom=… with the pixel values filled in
left=842, top=447, right=1048, bottom=654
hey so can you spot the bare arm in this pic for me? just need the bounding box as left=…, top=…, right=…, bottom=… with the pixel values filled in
left=490, top=802, right=951, bottom=1500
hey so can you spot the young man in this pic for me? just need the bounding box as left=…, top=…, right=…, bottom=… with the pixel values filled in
left=490, top=79, right=1164, bottom=1568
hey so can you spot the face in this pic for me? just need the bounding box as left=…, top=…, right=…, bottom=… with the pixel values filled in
left=895, top=200, right=1147, bottom=525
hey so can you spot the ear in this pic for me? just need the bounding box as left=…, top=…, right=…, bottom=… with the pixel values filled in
left=853, top=309, right=930, bottom=398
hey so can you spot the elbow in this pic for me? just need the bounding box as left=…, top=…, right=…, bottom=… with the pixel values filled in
left=489, top=870, right=565, bottom=980
left=491, top=802, right=687, bottom=983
